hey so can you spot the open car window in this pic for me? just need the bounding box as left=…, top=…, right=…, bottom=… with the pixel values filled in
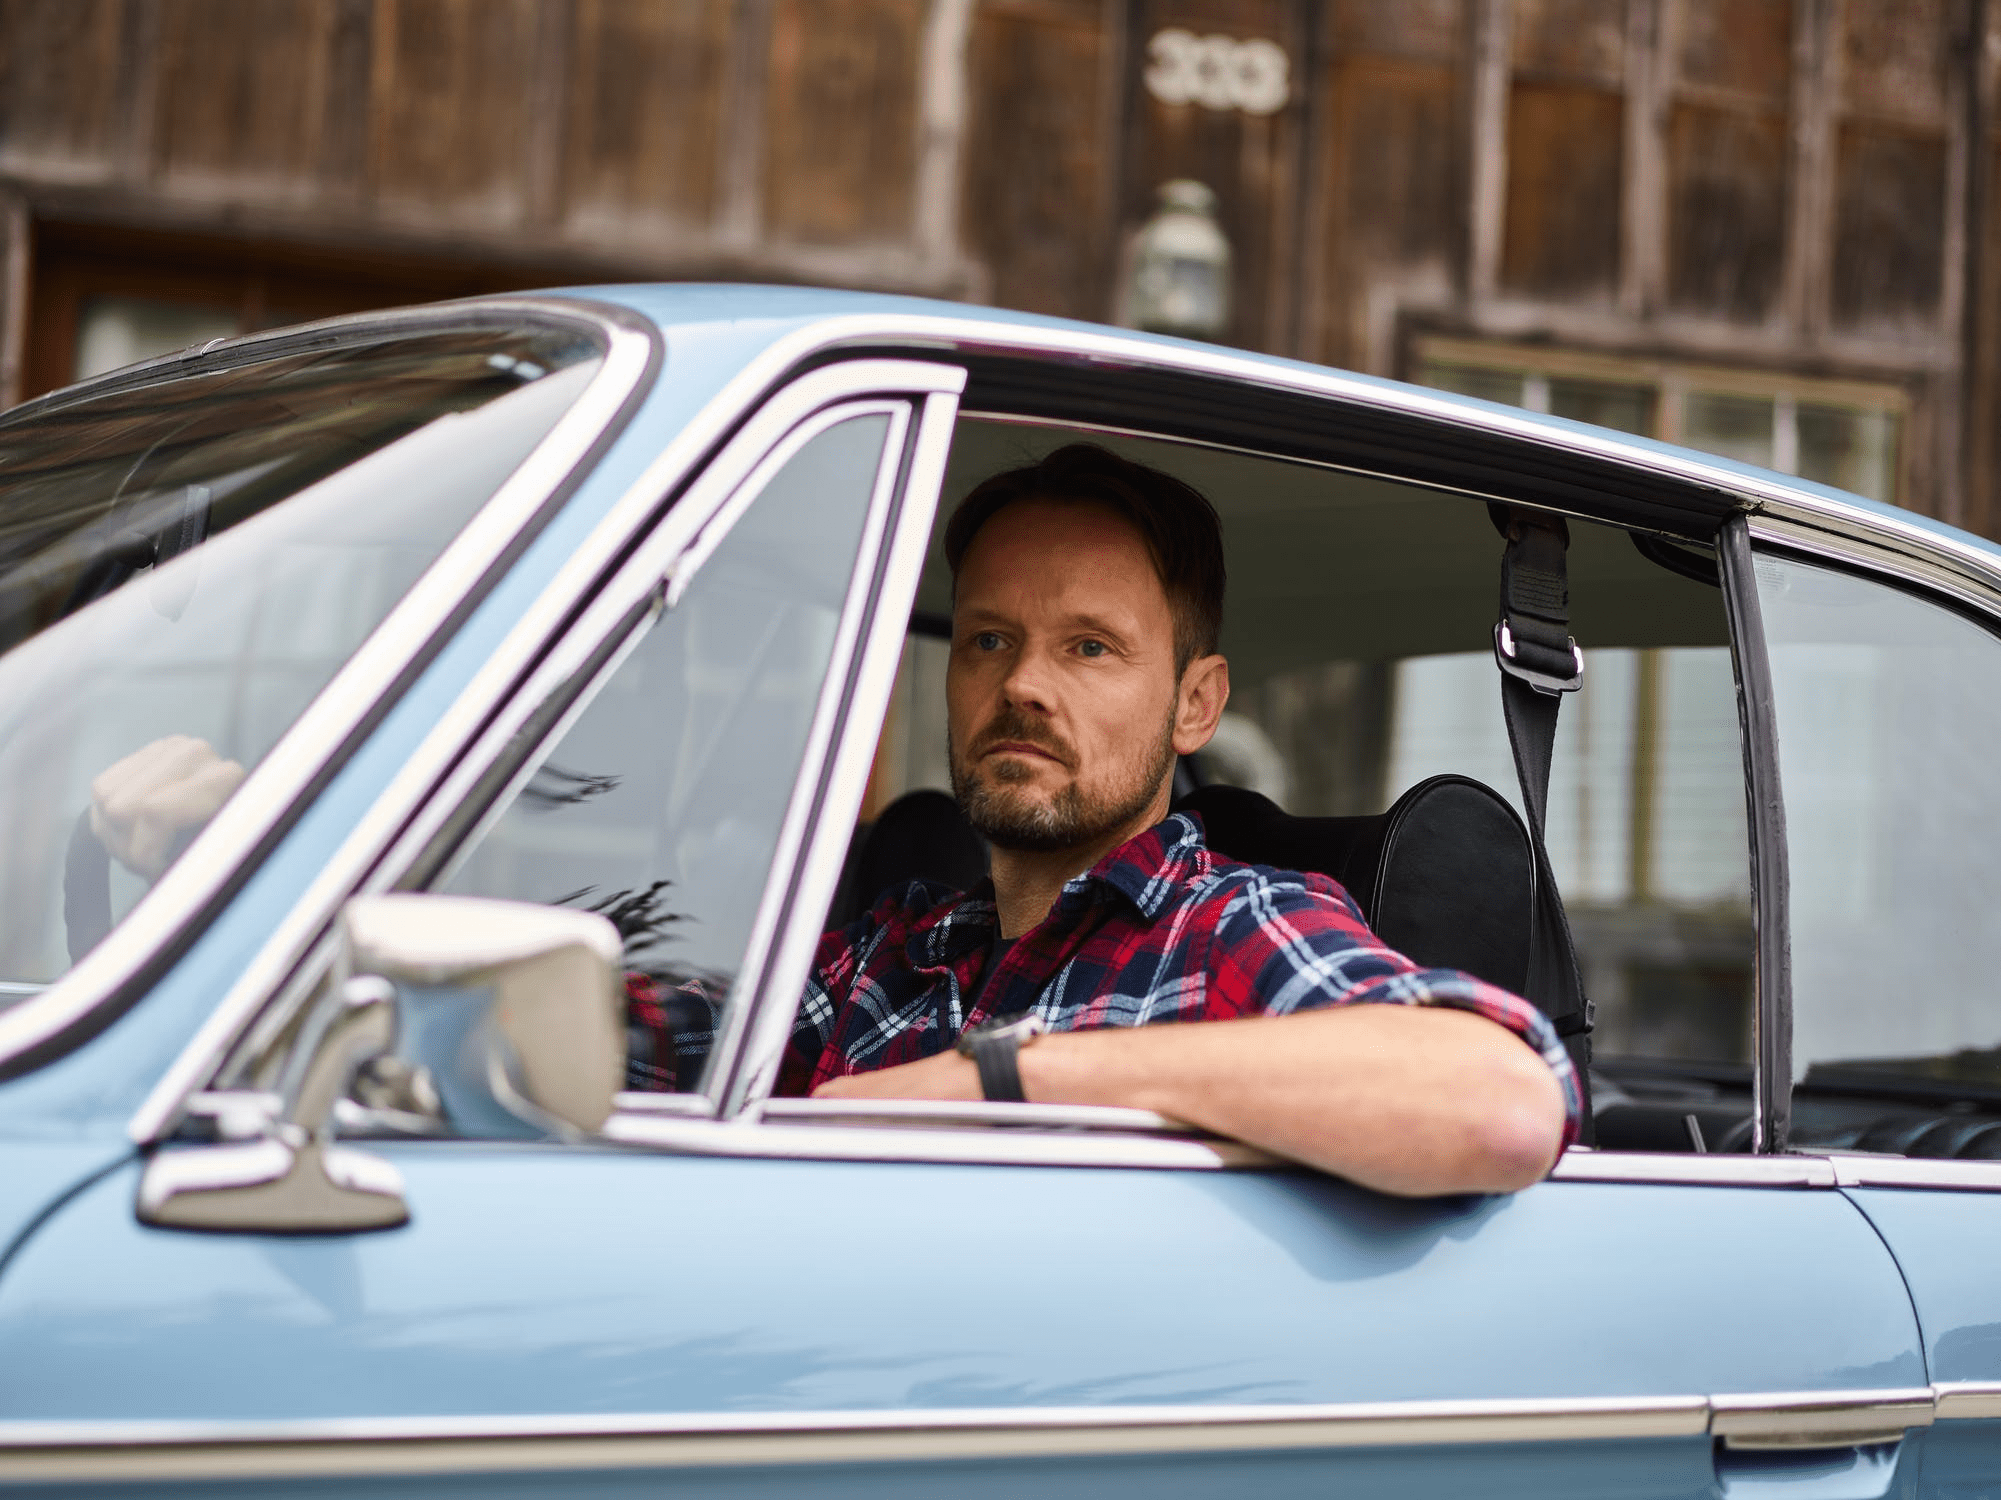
left=852, top=418, right=1752, bottom=1150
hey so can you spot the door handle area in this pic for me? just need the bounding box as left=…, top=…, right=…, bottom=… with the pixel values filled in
left=1712, top=1440, right=1903, bottom=1500
left=1709, top=1391, right=1930, bottom=1500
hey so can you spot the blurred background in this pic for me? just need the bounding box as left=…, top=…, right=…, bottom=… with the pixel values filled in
left=0, top=0, right=1990, bottom=536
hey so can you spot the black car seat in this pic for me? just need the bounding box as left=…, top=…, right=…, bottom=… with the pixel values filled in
left=829, top=789, right=988, bottom=928
left=1178, top=777, right=1538, bottom=999
left=835, top=775, right=1562, bottom=1011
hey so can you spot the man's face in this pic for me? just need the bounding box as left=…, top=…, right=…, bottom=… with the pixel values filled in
left=947, top=498, right=1182, bottom=853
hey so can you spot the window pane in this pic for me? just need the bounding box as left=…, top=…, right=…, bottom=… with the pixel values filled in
left=1549, top=377, right=1655, bottom=435
left=440, top=414, right=892, bottom=1095
left=1797, top=403, right=1898, bottom=502
left=1757, top=554, right=2001, bottom=1145
left=1417, top=362, right=1524, bottom=407
left=1684, top=391, right=1775, bottom=468
left=74, top=296, right=240, bottom=381
left=0, top=326, right=603, bottom=992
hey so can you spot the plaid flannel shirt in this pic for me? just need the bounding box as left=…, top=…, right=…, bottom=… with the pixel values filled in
left=629, top=812, right=1581, bottom=1143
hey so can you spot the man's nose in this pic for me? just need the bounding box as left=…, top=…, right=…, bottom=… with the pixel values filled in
left=999, top=643, right=1058, bottom=715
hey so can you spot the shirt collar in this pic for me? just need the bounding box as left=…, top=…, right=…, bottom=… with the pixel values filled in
left=1069, top=811, right=1210, bottom=921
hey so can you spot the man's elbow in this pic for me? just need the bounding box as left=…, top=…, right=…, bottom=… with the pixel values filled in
left=1464, top=1055, right=1569, bottom=1193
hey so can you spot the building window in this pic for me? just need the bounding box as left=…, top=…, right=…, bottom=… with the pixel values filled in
left=1413, top=338, right=1905, bottom=505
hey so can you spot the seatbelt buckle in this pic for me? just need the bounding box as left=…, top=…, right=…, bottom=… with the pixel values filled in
left=1495, top=620, right=1583, bottom=695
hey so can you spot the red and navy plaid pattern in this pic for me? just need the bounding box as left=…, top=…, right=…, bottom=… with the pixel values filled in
left=628, top=813, right=1580, bottom=1143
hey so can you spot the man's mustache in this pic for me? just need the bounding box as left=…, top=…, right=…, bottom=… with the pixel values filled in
left=970, top=707, right=1073, bottom=767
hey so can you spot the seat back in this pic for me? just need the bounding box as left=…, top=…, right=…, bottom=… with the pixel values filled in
left=830, top=788, right=987, bottom=928
left=1178, top=775, right=1537, bottom=1000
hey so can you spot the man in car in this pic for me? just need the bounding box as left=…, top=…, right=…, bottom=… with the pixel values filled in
left=93, top=444, right=1576, bottom=1197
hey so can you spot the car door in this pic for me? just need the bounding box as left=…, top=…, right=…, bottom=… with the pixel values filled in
left=1742, top=509, right=2001, bottom=1498
left=0, top=333, right=1932, bottom=1500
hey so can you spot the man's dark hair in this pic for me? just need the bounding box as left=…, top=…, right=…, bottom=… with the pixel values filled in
left=943, top=443, right=1226, bottom=673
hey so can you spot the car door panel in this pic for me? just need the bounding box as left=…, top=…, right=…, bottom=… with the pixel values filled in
left=0, top=1147, right=1924, bottom=1495
left=1839, top=1187, right=2001, bottom=1498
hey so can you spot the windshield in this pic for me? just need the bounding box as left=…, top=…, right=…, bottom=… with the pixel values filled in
left=0, top=323, right=604, bottom=1002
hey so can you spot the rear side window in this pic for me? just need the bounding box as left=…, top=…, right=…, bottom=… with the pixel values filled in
left=1756, top=553, right=2001, bottom=1151
left=0, top=326, right=603, bottom=995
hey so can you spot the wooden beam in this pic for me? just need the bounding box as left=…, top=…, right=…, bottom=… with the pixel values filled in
left=716, top=0, right=775, bottom=250
left=1621, top=0, right=1667, bottom=317
left=1468, top=0, right=1511, bottom=303
left=1781, top=0, right=1838, bottom=339
left=0, top=187, right=28, bottom=412
left=913, top=0, right=973, bottom=279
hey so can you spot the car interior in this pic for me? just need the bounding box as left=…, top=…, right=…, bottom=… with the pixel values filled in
left=834, top=414, right=1962, bottom=1159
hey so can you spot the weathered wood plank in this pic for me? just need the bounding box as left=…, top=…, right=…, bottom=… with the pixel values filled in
left=1501, top=82, right=1625, bottom=297
left=763, top=0, right=922, bottom=244
left=1843, top=0, right=1950, bottom=126
left=1511, top=0, right=1625, bottom=84
left=1331, top=0, right=1461, bottom=62
left=1667, top=104, right=1787, bottom=318
left=368, top=0, right=540, bottom=222
left=0, top=0, right=125, bottom=170
left=152, top=0, right=335, bottom=189
left=961, top=0, right=1112, bottom=317
left=1831, top=120, right=1949, bottom=327
left=563, top=0, right=731, bottom=228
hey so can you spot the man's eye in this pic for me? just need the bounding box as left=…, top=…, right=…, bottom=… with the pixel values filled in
left=1078, top=639, right=1108, bottom=658
left=974, top=631, right=1004, bottom=651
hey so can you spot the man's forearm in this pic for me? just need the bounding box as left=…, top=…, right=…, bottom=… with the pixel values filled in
left=815, top=1006, right=1570, bottom=1196
left=1023, top=1007, right=1565, bottom=1195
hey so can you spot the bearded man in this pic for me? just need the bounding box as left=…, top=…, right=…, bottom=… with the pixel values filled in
left=789, top=444, right=1577, bottom=1195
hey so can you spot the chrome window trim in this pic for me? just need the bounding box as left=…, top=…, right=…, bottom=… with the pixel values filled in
left=1548, top=1149, right=1835, bottom=1188
left=13, top=1384, right=1995, bottom=1481
left=715, top=389, right=964, bottom=1116
left=127, top=358, right=965, bottom=1144
left=1828, top=1156, right=2001, bottom=1192
left=1748, top=506, right=2001, bottom=627
left=0, top=298, right=659, bottom=1082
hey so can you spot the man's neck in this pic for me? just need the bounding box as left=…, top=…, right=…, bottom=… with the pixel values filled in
left=988, top=790, right=1172, bottom=939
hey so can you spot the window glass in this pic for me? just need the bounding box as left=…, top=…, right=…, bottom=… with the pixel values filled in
left=1548, top=377, right=1653, bottom=435
left=871, top=420, right=1755, bottom=1146
left=1756, top=553, right=2001, bottom=1150
left=0, top=326, right=603, bottom=997
left=1797, top=403, right=1897, bottom=503
left=73, top=297, right=239, bottom=381
left=1684, top=392, right=1775, bottom=469
left=439, top=414, right=891, bottom=1094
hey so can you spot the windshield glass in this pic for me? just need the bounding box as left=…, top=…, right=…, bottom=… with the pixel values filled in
left=0, top=323, right=604, bottom=1002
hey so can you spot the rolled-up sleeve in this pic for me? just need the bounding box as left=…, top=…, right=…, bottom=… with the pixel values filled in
left=1204, top=869, right=1582, bottom=1147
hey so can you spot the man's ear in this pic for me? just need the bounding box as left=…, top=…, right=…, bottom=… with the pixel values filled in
left=1172, top=654, right=1230, bottom=756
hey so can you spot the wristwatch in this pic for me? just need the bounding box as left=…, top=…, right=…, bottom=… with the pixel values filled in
left=955, top=1012, right=1048, bottom=1103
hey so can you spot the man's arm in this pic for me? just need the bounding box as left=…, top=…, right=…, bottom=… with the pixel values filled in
left=814, top=1006, right=1566, bottom=1196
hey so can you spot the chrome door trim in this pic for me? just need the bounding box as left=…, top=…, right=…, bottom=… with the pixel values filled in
left=602, top=1109, right=1277, bottom=1170
left=15, top=1384, right=1991, bottom=1482
left=1748, top=506, right=2001, bottom=626
left=752, top=1096, right=1184, bottom=1132
left=0, top=299, right=658, bottom=1082
left=127, top=358, right=966, bottom=1145
left=0, top=1396, right=1715, bottom=1481
left=1828, top=1156, right=2001, bottom=1191
left=1548, top=1150, right=1836, bottom=1187
left=1709, top=1388, right=1935, bottom=1449
left=1932, top=1382, right=2001, bottom=1420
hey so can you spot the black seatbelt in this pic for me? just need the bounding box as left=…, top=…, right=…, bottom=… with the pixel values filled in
left=1490, top=506, right=1595, bottom=1133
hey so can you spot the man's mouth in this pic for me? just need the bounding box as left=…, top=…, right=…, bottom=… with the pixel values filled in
left=982, top=739, right=1064, bottom=765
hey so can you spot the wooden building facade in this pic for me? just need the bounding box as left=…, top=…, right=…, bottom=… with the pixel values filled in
left=1, top=0, right=1994, bottom=533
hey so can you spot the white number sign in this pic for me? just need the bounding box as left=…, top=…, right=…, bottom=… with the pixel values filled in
left=1144, top=29, right=1290, bottom=116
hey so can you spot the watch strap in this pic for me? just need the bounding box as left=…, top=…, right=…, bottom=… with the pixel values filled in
left=968, top=1027, right=1027, bottom=1103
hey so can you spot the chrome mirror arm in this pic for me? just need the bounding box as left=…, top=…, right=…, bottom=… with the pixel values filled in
left=136, top=977, right=409, bottom=1233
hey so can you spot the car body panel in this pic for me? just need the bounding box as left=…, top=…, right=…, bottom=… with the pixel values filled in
left=0, top=1149, right=1922, bottom=1421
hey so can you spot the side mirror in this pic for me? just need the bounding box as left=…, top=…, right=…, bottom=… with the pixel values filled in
left=136, top=895, right=625, bottom=1234
left=339, top=893, right=626, bottom=1139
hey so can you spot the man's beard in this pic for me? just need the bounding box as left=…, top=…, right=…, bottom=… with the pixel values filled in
left=949, top=703, right=1177, bottom=854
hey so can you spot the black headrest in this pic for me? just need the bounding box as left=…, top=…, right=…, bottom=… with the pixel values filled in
left=1177, top=775, right=1536, bottom=998
left=832, top=789, right=987, bottom=926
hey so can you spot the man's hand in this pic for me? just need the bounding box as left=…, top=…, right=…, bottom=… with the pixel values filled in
left=813, top=1047, right=984, bottom=1102
left=811, top=1005, right=1567, bottom=1197
left=89, top=735, right=246, bottom=879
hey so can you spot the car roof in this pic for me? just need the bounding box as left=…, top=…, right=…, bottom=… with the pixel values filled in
left=555, top=281, right=2000, bottom=571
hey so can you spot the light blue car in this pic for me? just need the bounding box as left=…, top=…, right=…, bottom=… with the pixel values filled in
left=1, top=286, right=1998, bottom=1497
